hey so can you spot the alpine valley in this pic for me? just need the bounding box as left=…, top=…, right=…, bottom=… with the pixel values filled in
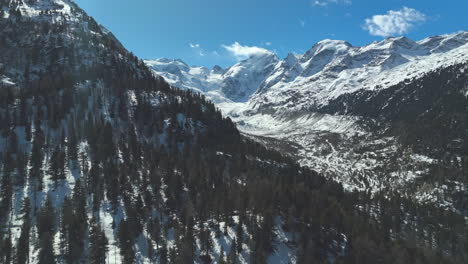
left=0, top=0, right=467, bottom=264
left=146, top=32, right=468, bottom=211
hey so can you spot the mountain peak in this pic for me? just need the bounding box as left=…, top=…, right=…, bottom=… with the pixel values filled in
left=146, top=58, right=189, bottom=66
left=383, top=36, right=417, bottom=48
left=212, top=65, right=225, bottom=74
left=284, top=53, right=300, bottom=67
left=313, top=39, right=352, bottom=50
left=10, top=0, right=76, bottom=18
left=418, top=31, right=468, bottom=53
left=304, top=39, right=352, bottom=60
left=316, top=39, right=352, bottom=46
left=240, top=50, right=278, bottom=62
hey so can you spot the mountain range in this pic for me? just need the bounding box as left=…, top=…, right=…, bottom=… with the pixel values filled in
left=146, top=32, right=468, bottom=110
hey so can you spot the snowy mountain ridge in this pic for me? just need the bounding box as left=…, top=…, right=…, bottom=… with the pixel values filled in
left=146, top=31, right=468, bottom=115
left=3, top=0, right=77, bottom=21
left=1, top=0, right=122, bottom=45
left=250, top=32, right=468, bottom=115
left=146, top=51, right=280, bottom=103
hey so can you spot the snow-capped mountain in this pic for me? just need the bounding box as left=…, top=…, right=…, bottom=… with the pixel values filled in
left=0, top=0, right=127, bottom=87
left=147, top=32, right=468, bottom=211
left=144, top=58, right=224, bottom=94
left=146, top=51, right=279, bottom=103
left=147, top=32, right=468, bottom=114
left=250, top=33, right=468, bottom=115
left=219, top=52, right=278, bottom=101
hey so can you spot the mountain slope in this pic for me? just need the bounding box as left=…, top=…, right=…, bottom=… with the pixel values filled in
left=1, top=1, right=467, bottom=264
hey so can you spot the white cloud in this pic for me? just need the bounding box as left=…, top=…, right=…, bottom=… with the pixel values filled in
left=222, top=42, right=273, bottom=60
left=314, top=1, right=328, bottom=7
left=189, top=43, right=200, bottom=49
left=189, top=43, right=206, bottom=56
left=265, top=42, right=272, bottom=46
left=363, top=7, right=427, bottom=37
left=313, top=0, right=352, bottom=7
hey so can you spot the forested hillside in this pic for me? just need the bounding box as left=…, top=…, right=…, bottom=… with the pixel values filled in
left=0, top=1, right=467, bottom=263
left=320, top=62, right=468, bottom=213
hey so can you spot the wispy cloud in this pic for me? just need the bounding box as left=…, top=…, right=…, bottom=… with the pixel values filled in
left=189, top=43, right=200, bottom=49
left=222, top=42, right=273, bottom=60
left=299, top=19, right=306, bottom=28
left=189, top=43, right=205, bottom=56
left=313, top=0, right=352, bottom=7
left=363, top=7, right=427, bottom=37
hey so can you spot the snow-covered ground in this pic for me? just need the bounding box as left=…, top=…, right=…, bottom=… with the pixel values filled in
left=1, top=76, right=16, bottom=86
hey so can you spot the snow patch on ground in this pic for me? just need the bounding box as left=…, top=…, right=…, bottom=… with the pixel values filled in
left=1, top=76, right=15, bottom=86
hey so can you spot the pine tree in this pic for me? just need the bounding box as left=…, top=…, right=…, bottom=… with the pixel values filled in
left=89, top=218, right=108, bottom=264
left=219, top=249, right=227, bottom=264
left=227, top=239, right=238, bottom=264
left=30, top=118, right=45, bottom=190
left=14, top=150, right=28, bottom=186
left=68, top=181, right=87, bottom=262
left=37, top=195, right=55, bottom=238
left=168, top=247, right=177, bottom=264
left=1, top=134, right=14, bottom=220
left=117, top=219, right=135, bottom=264
left=159, top=239, right=168, bottom=264
left=147, top=237, right=154, bottom=264
left=2, top=141, right=15, bottom=174
left=2, top=236, right=12, bottom=264
left=104, top=161, right=120, bottom=211
left=67, top=119, right=78, bottom=162
left=38, top=232, right=56, bottom=264
left=199, top=227, right=213, bottom=256
left=0, top=171, right=12, bottom=224
left=97, top=121, right=116, bottom=162
left=25, top=120, right=32, bottom=142
left=236, top=222, right=243, bottom=254
left=148, top=218, right=162, bottom=249
left=59, top=197, right=72, bottom=262
left=49, top=145, right=66, bottom=188
left=36, top=197, right=55, bottom=264
left=15, top=197, right=31, bottom=264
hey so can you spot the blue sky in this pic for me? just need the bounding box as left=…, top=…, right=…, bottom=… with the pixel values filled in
left=74, top=0, right=468, bottom=68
